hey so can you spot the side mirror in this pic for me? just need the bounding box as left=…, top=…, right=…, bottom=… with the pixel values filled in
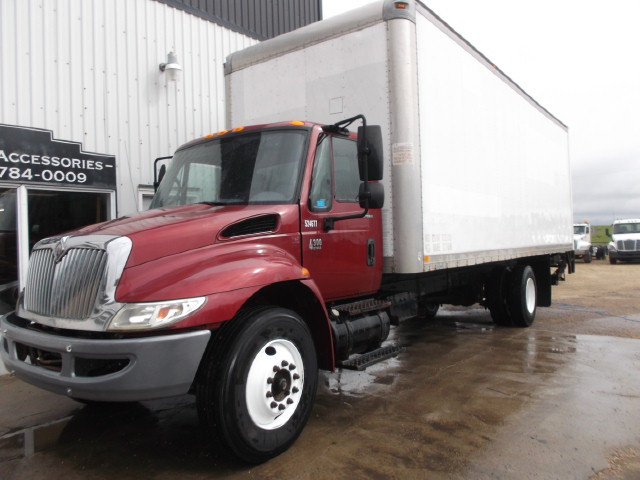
left=359, top=182, right=384, bottom=209
left=357, top=125, right=383, bottom=181
left=606, top=228, right=611, bottom=238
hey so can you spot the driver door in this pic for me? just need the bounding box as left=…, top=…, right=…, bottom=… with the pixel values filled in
left=301, top=135, right=382, bottom=301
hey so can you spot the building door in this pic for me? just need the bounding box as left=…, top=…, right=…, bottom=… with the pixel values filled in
left=0, top=188, right=18, bottom=313
left=0, top=187, right=112, bottom=314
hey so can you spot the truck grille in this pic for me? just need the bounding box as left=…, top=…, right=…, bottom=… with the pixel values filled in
left=617, top=240, right=640, bottom=251
left=24, top=248, right=108, bottom=319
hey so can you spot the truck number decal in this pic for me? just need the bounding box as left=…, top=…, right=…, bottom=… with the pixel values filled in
left=304, top=219, right=318, bottom=228
left=309, top=238, right=322, bottom=250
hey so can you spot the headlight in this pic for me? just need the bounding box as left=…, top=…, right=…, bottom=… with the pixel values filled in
left=108, top=297, right=206, bottom=331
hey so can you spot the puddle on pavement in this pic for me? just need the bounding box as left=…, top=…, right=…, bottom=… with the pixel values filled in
left=3, top=308, right=631, bottom=479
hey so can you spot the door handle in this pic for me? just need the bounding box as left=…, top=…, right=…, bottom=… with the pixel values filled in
left=367, top=239, right=375, bottom=266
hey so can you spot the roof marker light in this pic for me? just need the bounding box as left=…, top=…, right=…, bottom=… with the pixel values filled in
left=290, top=121, right=305, bottom=126
left=395, top=1, right=409, bottom=9
left=218, top=129, right=229, bottom=136
left=232, top=126, right=244, bottom=133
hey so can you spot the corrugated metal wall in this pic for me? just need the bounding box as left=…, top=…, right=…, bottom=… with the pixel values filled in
left=0, top=0, right=257, bottom=215
left=155, top=0, right=322, bottom=40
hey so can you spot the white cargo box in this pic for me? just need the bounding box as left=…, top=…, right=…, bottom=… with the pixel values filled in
left=225, top=0, right=573, bottom=274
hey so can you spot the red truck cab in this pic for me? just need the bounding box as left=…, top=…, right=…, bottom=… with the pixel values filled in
left=1, top=118, right=387, bottom=463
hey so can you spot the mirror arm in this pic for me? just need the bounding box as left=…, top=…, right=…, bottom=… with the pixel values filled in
left=153, top=156, right=173, bottom=191
left=322, top=115, right=371, bottom=232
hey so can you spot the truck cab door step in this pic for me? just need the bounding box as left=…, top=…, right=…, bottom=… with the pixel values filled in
left=339, top=345, right=405, bottom=371
left=333, top=298, right=391, bottom=317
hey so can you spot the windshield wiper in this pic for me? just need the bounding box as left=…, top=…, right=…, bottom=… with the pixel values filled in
left=197, top=200, right=245, bottom=206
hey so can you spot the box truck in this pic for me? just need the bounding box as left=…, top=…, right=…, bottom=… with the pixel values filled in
left=1, top=0, right=573, bottom=463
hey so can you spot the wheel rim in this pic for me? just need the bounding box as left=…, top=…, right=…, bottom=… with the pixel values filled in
left=525, top=277, right=536, bottom=314
left=246, top=339, right=304, bottom=430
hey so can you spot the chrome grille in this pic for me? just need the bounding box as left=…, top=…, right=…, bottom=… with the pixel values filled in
left=617, top=239, right=640, bottom=251
left=25, top=247, right=107, bottom=319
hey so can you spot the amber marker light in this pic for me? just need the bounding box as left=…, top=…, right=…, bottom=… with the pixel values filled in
left=301, top=267, right=311, bottom=277
left=232, top=126, right=245, bottom=133
left=394, top=1, right=409, bottom=8
left=218, top=129, right=229, bottom=136
left=424, top=256, right=430, bottom=263
left=204, top=133, right=215, bottom=138
left=290, top=121, right=305, bottom=126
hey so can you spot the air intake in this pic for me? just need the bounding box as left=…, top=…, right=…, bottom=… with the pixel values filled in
left=220, top=214, right=279, bottom=238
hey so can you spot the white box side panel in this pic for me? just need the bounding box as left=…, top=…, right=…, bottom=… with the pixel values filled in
left=416, top=12, right=572, bottom=270
left=0, top=0, right=256, bottom=216
left=228, top=22, right=396, bottom=257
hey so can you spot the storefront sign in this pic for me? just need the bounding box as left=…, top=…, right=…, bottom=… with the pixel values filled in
left=0, top=124, right=116, bottom=189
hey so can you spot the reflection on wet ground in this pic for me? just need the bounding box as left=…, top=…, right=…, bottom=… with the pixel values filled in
left=1, top=304, right=640, bottom=479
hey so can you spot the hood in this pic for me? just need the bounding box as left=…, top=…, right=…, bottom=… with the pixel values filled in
left=75, top=204, right=289, bottom=267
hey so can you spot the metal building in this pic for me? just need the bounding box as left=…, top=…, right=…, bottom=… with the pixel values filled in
left=0, top=0, right=321, bottom=335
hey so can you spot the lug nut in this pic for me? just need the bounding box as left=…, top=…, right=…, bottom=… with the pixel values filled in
left=278, top=404, right=286, bottom=411
left=273, top=366, right=279, bottom=372
left=267, top=377, right=273, bottom=384
left=289, top=364, right=296, bottom=371
left=270, top=401, right=278, bottom=409
left=266, top=391, right=273, bottom=398
left=287, top=398, right=294, bottom=405
left=292, top=387, right=299, bottom=393
left=293, top=373, right=300, bottom=380
left=281, top=360, right=289, bottom=367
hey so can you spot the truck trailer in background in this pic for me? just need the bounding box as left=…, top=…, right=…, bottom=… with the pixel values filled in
left=2, top=0, right=573, bottom=464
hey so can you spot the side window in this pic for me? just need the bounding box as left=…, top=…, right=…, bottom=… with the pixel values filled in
left=333, top=137, right=360, bottom=203
left=309, top=137, right=332, bottom=212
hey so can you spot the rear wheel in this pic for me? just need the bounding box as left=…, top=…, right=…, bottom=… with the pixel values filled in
left=422, top=303, right=440, bottom=320
left=583, top=251, right=592, bottom=263
left=486, top=268, right=511, bottom=326
left=196, top=307, right=318, bottom=464
left=508, top=265, right=537, bottom=327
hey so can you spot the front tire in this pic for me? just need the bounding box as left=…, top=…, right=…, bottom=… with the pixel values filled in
left=196, top=307, right=318, bottom=463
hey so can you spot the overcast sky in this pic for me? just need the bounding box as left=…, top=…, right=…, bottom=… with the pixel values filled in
left=322, top=0, right=640, bottom=225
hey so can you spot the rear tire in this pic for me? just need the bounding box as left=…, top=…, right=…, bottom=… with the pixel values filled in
left=422, top=303, right=440, bottom=320
left=583, top=251, right=592, bottom=263
left=486, top=268, right=511, bottom=326
left=196, top=307, right=318, bottom=464
left=507, top=265, right=537, bottom=327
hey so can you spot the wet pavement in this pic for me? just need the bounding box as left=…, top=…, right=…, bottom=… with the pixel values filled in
left=2, top=262, right=640, bottom=479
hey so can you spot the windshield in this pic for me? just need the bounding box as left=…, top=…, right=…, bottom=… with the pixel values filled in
left=151, top=129, right=308, bottom=208
left=613, top=223, right=640, bottom=235
left=573, top=225, right=586, bottom=235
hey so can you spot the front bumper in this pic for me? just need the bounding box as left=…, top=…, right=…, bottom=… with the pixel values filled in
left=1, top=312, right=211, bottom=401
left=610, top=250, right=640, bottom=260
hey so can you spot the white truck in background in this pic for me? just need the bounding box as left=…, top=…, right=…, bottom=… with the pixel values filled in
left=573, top=223, right=593, bottom=263
left=607, top=219, right=640, bottom=264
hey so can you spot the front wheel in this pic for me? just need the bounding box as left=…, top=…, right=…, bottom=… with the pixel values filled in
left=196, top=307, right=318, bottom=464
